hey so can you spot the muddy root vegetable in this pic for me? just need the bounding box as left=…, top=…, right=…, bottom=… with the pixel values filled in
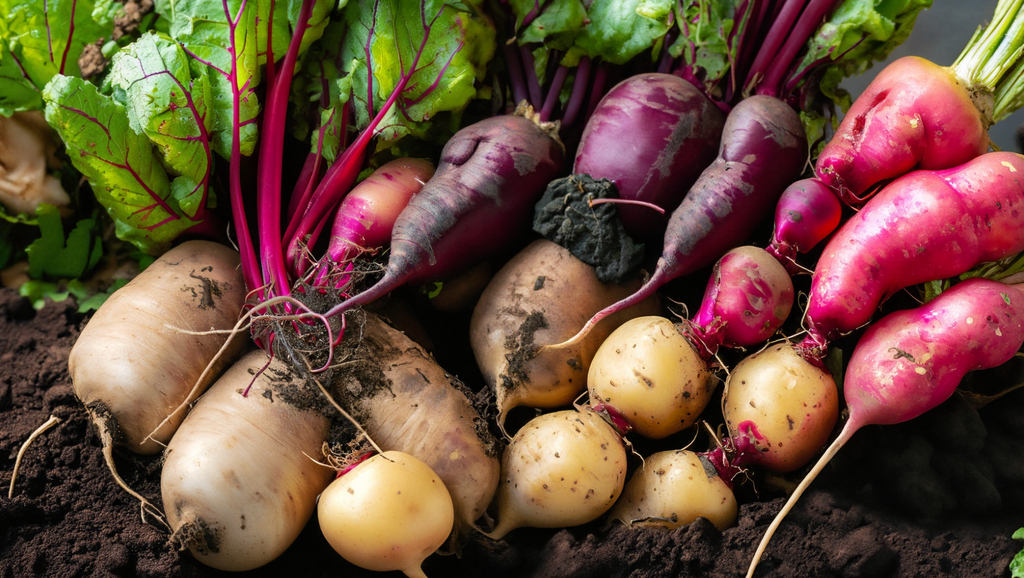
left=69, top=240, right=246, bottom=515
left=747, top=279, right=1024, bottom=578
left=608, top=449, right=737, bottom=531
left=470, top=239, right=660, bottom=426
left=486, top=407, right=628, bottom=539
left=318, top=451, right=454, bottom=578
left=70, top=241, right=247, bottom=454
left=722, top=343, right=839, bottom=473
left=163, top=350, right=333, bottom=572
left=800, top=151, right=1024, bottom=354
left=587, top=316, right=714, bottom=440
left=328, top=312, right=500, bottom=544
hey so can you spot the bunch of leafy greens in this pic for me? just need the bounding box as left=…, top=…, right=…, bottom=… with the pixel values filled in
left=293, top=0, right=494, bottom=165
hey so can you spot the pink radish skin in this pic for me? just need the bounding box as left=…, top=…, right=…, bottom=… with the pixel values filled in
left=688, top=246, right=794, bottom=356
left=815, top=56, right=988, bottom=206
left=766, top=178, right=843, bottom=274
left=746, top=278, right=1024, bottom=578
left=552, top=95, right=807, bottom=352
left=800, top=151, right=1024, bottom=355
left=324, top=158, right=435, bottom=262
left=574, top=72, right=725, bottom=241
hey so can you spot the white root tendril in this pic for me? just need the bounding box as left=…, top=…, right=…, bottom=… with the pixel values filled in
left=8, top=415, right=62, bottom=499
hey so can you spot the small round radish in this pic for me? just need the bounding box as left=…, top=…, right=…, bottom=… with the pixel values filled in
left=607, top=449, right=737, bottom=531
left=486, top=407, right=628, bottom=539
left=688, top=245, right=795, bottom=353
left=722, top=343, right=839, bottom=473
left=318, top=451, right=454, bottom=578
left=587, top=316, right=714, bottom=439
left=766, top=178, right=843, bottom=274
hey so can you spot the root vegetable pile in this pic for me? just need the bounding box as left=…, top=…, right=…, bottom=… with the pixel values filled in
left=26, top=0, right=1024, bottom=576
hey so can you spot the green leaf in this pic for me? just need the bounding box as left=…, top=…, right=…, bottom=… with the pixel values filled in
left=109, top=32, right=213, bottom=214
left=1, top=0, right=115, bottom=88
left=169, top=0, right=261, bottom=158
left=673, top=0, right=752, bottom=96
left=19, top=279, right=69, bottom=309
left=574, top=0, right=672, bottom=65
left=296, top=18, right=354, bottom=163
left=338, top=0, right=496, bottom=150
left=43, top=74, right=197, bottom=254
left=510, top=0, right=586, bottom=52
left=796, top=0, right=932, bottom=113
left=24, top=203, right=102, bottom=280
left=259, top=0, right=334, bottom=68
left=75, top=277, right=128, bottom=312
left=0, top=28, right=44, bottom=115
left=1011, top=528, right=1024, bottom=578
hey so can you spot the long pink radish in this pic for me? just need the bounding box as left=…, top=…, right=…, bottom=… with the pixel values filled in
left=799, top=151, right=1024, bottom=356
left=746, top=278, right=1024, bottom=577
left=815, top=56, right=989, bottom=205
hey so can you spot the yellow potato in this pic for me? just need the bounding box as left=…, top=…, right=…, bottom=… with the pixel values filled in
left=588, top=316, right=715, bottom=439
left=318, top=451, right=454, bottom=578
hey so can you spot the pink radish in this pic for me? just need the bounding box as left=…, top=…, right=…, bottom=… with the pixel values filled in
left=746, top=278, right=1024, bottom=577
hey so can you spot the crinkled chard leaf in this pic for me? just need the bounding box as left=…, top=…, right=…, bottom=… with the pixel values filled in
left=338, top=0, right=496, bottom=150
left=43, top=74, right=198, bottom=254
left=533, top=174, right=644, bottom=285
left=0, top=19, right=44, bottom=115
left=0, top=0, right=115, bottom=88
left=510, top=0, right=587, bottom=51
left=574, top=0, right=672, bottom=65
left=168, top=0, right=261, bottom=158
left=109, top=32, right=213, bottom=217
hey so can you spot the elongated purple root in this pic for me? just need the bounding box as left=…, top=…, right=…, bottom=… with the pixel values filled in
left=323, top=109, right=564, bottom=318
left=687, top=246, right=794, bottom=355
left=550, top=95, right=807, bottom=351
left=747, top=278, right=1024, bottom=578
left=767, top=178, right=843, bottom=274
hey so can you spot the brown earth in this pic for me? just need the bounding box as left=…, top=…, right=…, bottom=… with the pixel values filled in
left=1, top=287, right=1023, bottom=578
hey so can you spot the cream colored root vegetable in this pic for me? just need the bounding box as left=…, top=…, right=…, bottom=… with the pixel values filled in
left=318, top=451, right=454, bottom=578
left=723, top=343, right=839, bottom=473
left=588, top=316, right=715, bottom=439
left=486, top=407, right=628, bottom=539
left=608, top=449, right=737, bottom=531
left=70, top=240, right=247, bottom=454
left=470, top=239, right=660, bottom=427
left=69, top=241, right=246, bottom=517
left=162, top=350, right=333, bottom=571
left=328, top=313, right=500, bottom=546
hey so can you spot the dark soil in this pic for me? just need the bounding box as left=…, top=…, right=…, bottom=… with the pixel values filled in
left=2, top=287, right=1023, bottom=578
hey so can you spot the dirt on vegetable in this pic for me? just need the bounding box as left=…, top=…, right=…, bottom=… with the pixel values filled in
left=2, top=287, right=1023, bottom=578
